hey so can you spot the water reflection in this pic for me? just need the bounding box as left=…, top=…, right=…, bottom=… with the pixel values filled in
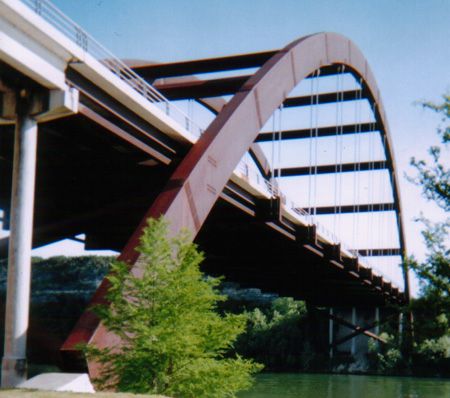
left=238, top=373, right=450, bottom=398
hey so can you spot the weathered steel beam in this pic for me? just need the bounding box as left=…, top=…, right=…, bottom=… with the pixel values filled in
left=301, top=202, right=395, bottom=214
left=276, top=160, right=386, bottom=177
left=154, top=75, right=251, bottom=100
left=155, top=77, right=366, bottom=104
left=358, top=248, right=401, bottom=256
left=196, top=97, right=271, bottom=178
left=78, top=105, right=172, bottom=165
left=66, top=68, right=182, bottom=156
left=326, top=312, right=387, bottom=344
left=132, top=50, right=277, bottom=79
left=255, top=122, right=377, bottom=142
left=328, top=312, right=391, bottom=348
left=284, top=89, right=365, bottom=108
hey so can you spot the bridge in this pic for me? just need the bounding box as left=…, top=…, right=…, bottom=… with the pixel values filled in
left=0, top=0, right=410, bottom=386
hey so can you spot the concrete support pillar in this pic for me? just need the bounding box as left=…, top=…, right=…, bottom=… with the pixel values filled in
left=1, top=91, right=38, bottom=387
left=375, top=307, right=380, bottom=335
left=351, top=307, right=357, bottom=356
left=329, top=308, right=333, bottom=359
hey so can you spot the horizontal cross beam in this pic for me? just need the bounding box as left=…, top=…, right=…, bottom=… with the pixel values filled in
left=300, top=202, right=395, bottom=214
left=255, top=122, right=377, bottom=142
left=329, top=313, right=392, bottom=348
left=358, top=248, right=401, bottom=256
left=154, top=75, right=251, bottom=99
left=132, top=50, right=277, bottom=79
left=275, top=160, right=387, bottom=177
left=284, top=89, right=364, bottom=108
left=151, top=66, right=353, bottom=100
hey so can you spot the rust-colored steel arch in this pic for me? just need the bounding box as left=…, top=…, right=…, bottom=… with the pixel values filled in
left=62, top=32, right=409, bottom=370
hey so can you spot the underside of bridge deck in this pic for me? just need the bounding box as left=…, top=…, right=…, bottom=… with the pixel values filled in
left=0, top=105, right=400, bottom=307
left=0, top=110, right=179, bottom=256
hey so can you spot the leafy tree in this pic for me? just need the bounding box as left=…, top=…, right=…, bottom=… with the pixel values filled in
left=84, top=217, right=262, bottom=397
left=367, top=332, right=403, bottom=374
left=407, top=94, right=450, bottom=374
left=408, top=94, right=449, bottom=296
left=234, top=297, right=325, bottom=371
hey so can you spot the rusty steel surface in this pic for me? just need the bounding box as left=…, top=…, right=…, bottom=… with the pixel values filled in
left=62, top=33, right=409, bottom=369
left=132, top=50, right=277, bottom=80
left=154, top=75, right=251, bottom=99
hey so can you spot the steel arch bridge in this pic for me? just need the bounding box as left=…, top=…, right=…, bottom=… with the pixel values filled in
left=0, top=0, right=409, bottom=380
left=61, top=33, right=409, bottom=364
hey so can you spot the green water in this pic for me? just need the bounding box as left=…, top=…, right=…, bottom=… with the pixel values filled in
left=238, top=373, right=450, bottom=398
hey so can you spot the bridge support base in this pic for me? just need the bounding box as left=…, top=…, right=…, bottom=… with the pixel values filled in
left=326, top=306, right=389, bottom=370
left=1, top=90, right=38, bottom=387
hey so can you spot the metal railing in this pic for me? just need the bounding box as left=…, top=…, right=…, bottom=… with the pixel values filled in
left=235, top=158, right=397, bottom=288
left=21, top=0, right=204, bottom=137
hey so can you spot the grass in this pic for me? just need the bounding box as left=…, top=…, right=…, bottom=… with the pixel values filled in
left=0, top=390, right=170, bottom=398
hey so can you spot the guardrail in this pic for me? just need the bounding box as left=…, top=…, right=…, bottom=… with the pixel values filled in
left=21, top=0, right=204, bottom=137
left=235, top=158, right=398, bottom=288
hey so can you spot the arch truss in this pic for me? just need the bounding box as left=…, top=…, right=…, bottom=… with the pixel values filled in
left=62, top=33, right=409, bottom=371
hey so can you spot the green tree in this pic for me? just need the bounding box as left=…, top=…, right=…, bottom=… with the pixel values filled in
left=234, top=297, right=325, bottom=371
left=85, top=217, right=262, bottom=397
left=409, top=94, right=449, bottom=296
left=408, top=94, right=450, bottom=374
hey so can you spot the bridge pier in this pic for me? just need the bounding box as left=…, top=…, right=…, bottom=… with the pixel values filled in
left=329, top=308, right=334, bottom=359
left=328, top=306, right=387, bottom=371
left=351, top=307, right=357, bottom=356
left=1, top=90, right=38, bottom=387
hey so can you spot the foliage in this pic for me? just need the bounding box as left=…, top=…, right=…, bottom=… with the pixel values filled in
left=84, top=217, right=261, bottom=397
left=406, top=93, right=450, bottom=375
left=0, top=256, right=111, bottom=302
left=408, top=94, right=450, bottom=296
left=234, top=297, right=325, bottom=371
left=410, top=94, right=449, bottom=211
left=409, top=293, right=450, bottom=375
left=367, top=94, right=450, bottom=377
left=367, top=333, right=403, bottom=374
left=407, top=220, right=449, bottom=296
left=0, top=256, right=111, bottom=363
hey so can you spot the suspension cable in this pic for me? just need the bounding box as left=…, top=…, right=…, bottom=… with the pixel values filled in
left=308, top=71, right=316, bottom=216
left=333, top=67, right=340, bottom=236
left=278, top=105, right=283, bottom=186
left=352, top=77, right=363, bottom=255
left=271, top=112, right=276, bottom=191
left=367, top=102, right=377, bottom=257
left=378, top=126, right=387, bottom=258
left=313, top=69, right=321, bottom=217
left=337, top=66, right=345, bottom=241
left=333, top=65, right=344, bottom=240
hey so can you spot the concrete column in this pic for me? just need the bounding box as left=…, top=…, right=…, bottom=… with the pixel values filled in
left=351, top=307, right=357, bottom=356
left=1, top=91, right=38, bottom=387
left=329, top=308, right=334, bottom=359
left=375, top=307, right=380, bottom=335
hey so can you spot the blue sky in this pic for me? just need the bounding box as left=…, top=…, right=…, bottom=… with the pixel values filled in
left=29, top=0, right=450, bottom=294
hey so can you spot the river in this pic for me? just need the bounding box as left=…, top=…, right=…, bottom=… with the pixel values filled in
left=238, top=373, right=450, bottom=398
